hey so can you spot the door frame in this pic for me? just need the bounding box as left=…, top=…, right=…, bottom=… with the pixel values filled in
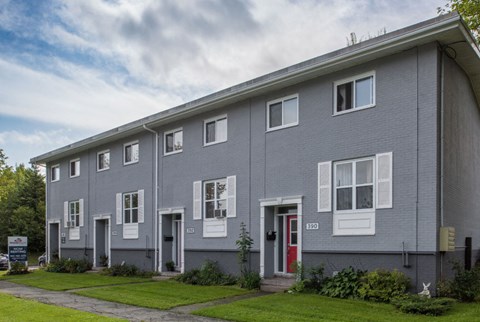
left=47, top=219, right=61, bottom=262
left=172, top=216, right=183, bottom=271
left=273, top=212, right=298, bottom=275
left=93, top=215, right=111, bottom=268
left=158, top=207, right=185, bottom=273
left=259, top=195, right=303, bottom=278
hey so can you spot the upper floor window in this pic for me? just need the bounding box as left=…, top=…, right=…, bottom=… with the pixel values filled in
left=204, top=115, right=227, bottom=146
left=70, top=159, right=80, bottom=178
left=123, top=192, right=138, bottom=224
left=164, top=128, right=183, bottom=155
left=204, top=179, right=227, bottom=219
left=97, top=150, right=110, bottom=171
left=334, top=72, right=375, bottom=115
left=51, top=164, right=60, bottom=182
left=124, top=141, right=139, bottom=165
left=69, top=200, right=80, bottom=227
left=267, top=95, right=299, bottom=131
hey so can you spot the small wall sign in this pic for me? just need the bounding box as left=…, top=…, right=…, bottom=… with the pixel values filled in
left=112, top=231, right=118, bottom=236
left=306, top=223, right=319, bottom=230
left=186, top=228, right=195, bottom=234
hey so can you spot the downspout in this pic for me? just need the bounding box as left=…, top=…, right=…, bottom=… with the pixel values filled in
left=143, top=124, right=159, bottom=271
left=439, top=47, right=445, bottom=278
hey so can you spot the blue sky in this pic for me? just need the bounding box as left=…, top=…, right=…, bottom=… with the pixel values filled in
left=0, top=0, right=446, bottom=167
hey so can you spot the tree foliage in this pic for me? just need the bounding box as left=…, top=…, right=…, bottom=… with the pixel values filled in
left=439, top=0, right=480, bottom=43
left=0, top=149, right=45, bottom=252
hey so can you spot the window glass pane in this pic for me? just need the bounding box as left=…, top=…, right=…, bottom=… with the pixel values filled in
left=269, top=102, right=282, bottom=128
left=217, top=200, right=227, bottom=210
left=98, top=154, right=104, bottom=169
left=356, top=160, right=373, bottom=184
left=217, top=181, right=227, bottom=200
left=174, top=131, right=183, bottom=151
left=205, top=201, right=215, bottom=218
left=132, top=144, right=139, bottom=162
left=356, top=186, right=373, bottom=209
left=125, top=145, right=132, bottom=162
left=70, top=162, right=76, bottom=176
left=337, top=82, right=352, bottom=112
left=216, top=118, right=227, bottom=142
left=104, top=152, right=110, bottom=168
left=291, top=219, right=297, bottom=232
left=277, top=206, right=297, bottom=214
left=206, top=121, right=216, bottom=143
left=70, top=202, right=75, bottom=214
left=132, top=193, right=138, bottom=208
left=132, top=209, right=138, bottom=223
left=336, top=163, right=352, bottom=186
left=291, top=232, right=298, bottom=245
left=166, top=133, right=174, bottom=153
left=124, top=210, right=130, bottom=223
left=336, top=187, right=352, bottom=210
left=355, top=76, right=373, bottom=107
left=283, top=98, right=298, bottom=125
left=75, top=202, right=79, bottom=214
left=124, top=194, right=130, bottom=208
left=205, top=182, right=215, bottom=200
left=75, top=215, right=80, bottom=226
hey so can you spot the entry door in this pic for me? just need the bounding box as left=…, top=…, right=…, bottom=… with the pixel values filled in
left=287, top=215, right=298, bottom=273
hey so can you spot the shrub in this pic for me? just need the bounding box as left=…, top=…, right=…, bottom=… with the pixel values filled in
left=100, top=263, right=157, bottom=277
left=46, top=258, right=92, bottom=273
left=392, top=295, right=455, bottom=316
left=175, top=260, right=237, bottom=286
left=239, top=271, right=261, bottom=290
left=289, top=264, right=325, bottom=294
left=320, top=267, right=365, bottom=299
left=358, top=269, right=410, bottom=302
left=6, top=262, right=29, bottom=275
left=449, top=261, right=480, bottom=302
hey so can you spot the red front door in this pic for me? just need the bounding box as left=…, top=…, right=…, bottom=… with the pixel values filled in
left=287, top=215, right=298, bottom=273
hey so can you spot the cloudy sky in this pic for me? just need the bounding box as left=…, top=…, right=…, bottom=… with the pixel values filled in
left=0, top=0, right=446, bottom=167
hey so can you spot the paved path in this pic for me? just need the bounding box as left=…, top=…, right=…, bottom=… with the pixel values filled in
left=0, top=280, right=234, bottom=321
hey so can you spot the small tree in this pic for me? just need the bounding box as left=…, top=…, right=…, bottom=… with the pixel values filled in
left=236, top=222, right=253, bottom=275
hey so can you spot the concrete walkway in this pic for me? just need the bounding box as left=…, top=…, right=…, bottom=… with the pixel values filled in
left=0, top=280, right=241, bottom=321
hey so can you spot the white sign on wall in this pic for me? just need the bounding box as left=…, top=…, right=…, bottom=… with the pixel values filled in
left=306, top=223, right=319, bottom=230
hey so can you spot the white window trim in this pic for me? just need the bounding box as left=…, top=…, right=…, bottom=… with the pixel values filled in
left=333, top=71, right=376, bottom=116
left=203, top=114, right=227, bottom=146
left=266, top=94, right=299, bottom=132
left=123, top=141, right=139, bottom=165
left=97, top=150, right=110, bottom=172
left=69, top=158, right=80, bottom=178
left=164, top=127, right=183, bottom=156
left=333, top=156, right=375, bottom=215
left=51, top=164, right=60, bottom=182
left=123, top=191, right=139, bottom=224
left=203, top=178, right=227, bottom=221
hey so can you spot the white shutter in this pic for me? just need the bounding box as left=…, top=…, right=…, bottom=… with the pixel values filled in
left=376, top=152, right=393, bottom=209
left=79, top=199, right=84, bottom=227
left=193, top=181, right=202, bottom=220
left=317, top=161, right=332, bottom=212
left=226, top=175, right=236, bottom=218
left=138, top=189, right=144, bottom=223
left=64, top=201, right=69, bottom=228
left=116, top=193, right=123, bottom=225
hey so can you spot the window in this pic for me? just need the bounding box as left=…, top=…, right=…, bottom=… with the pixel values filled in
left=334, top=158, right=374, bottom=212
left=204, top=115, right=227, bottom=145
left=124, top=141, right=139, bottom=165
left=334, top=72, right=375, bottom=114
left=164, top=128, right=183, bottom=155
left=97, top=150, right=110, bottom=171
left=51, top=164, right=60, bottom=182
left=204, top=179, right=227, bottom=219
left=70, top=159, right=80, bottom=178
left=69, top=200, right=80, bottom=227
left=123, top=192, right=138, bottom=224
left=267, top=95, right=299, bottom=130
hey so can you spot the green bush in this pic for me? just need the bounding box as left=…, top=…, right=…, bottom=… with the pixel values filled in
left=239, top=271, right=261, bottom=290
left=101, top=263, right=155, bottom=277
left=175, top=260, right=237, bottom=286
left=392, top=295, right=455, bottom=316
left=449, top=262, right=480, bottom=302
left=289, top=265, right=325, bottom=294
left=358, top=269, right=410, bottom=302
left=46, top=258, right=92, bottom=273
left=6, top=262, right=29, bottom=275
left=320, top=267, right=365, bottom=299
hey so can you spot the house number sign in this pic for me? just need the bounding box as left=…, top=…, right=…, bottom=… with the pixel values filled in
left=186, top=228, right=195, bottom=234
left=306, top=223, right=319, bottom=230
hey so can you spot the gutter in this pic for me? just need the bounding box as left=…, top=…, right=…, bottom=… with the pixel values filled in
left=142, top=125, right=159, bottom=272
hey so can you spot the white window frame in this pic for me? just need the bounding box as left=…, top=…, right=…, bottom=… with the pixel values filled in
left=203, top=178, right=227, bottom=220
left=164, top=128, right=183, bottom=155
left=333, top=156, right=375, bottom=214
left=69, top=159, right=80, bottom=178
left=69, top=200, right=80, bottom=227
left=203, top=114, right=227, bottom=146
left=124, top=141, right=139, bottom=165
left=333, top=71, right=375, bottom=116
left=123, top=191, right=139, bottom=224
left=266, top=94, right=299, bottom=131
left=51, top=164, right=60, bottom=182
left=97, top=150, right=110, bottom=172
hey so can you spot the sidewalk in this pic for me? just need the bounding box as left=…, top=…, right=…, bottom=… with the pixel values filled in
left=0, top=280, right=228, bottom=322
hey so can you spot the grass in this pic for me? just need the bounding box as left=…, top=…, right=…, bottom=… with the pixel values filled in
left=193, top=293, right=480, bottom=322
left=74, top=279, right=250, bottom=310
left=0, top=269, right=152, bottom=291
left=0, top=292, right=125, bottom=321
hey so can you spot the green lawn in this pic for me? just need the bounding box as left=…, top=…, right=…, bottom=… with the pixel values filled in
left=193, top=293, right=480, bottom=322
left=0, top=292, right=125, bottom=322
left=74, top=280, right=250, bottom=310
left=0, top=270, right=151, bottom=291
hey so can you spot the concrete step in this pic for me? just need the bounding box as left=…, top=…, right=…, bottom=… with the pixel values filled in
left=260, top=276, right=295, bottom=293
left=152, top=271, right=181, bottom=280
